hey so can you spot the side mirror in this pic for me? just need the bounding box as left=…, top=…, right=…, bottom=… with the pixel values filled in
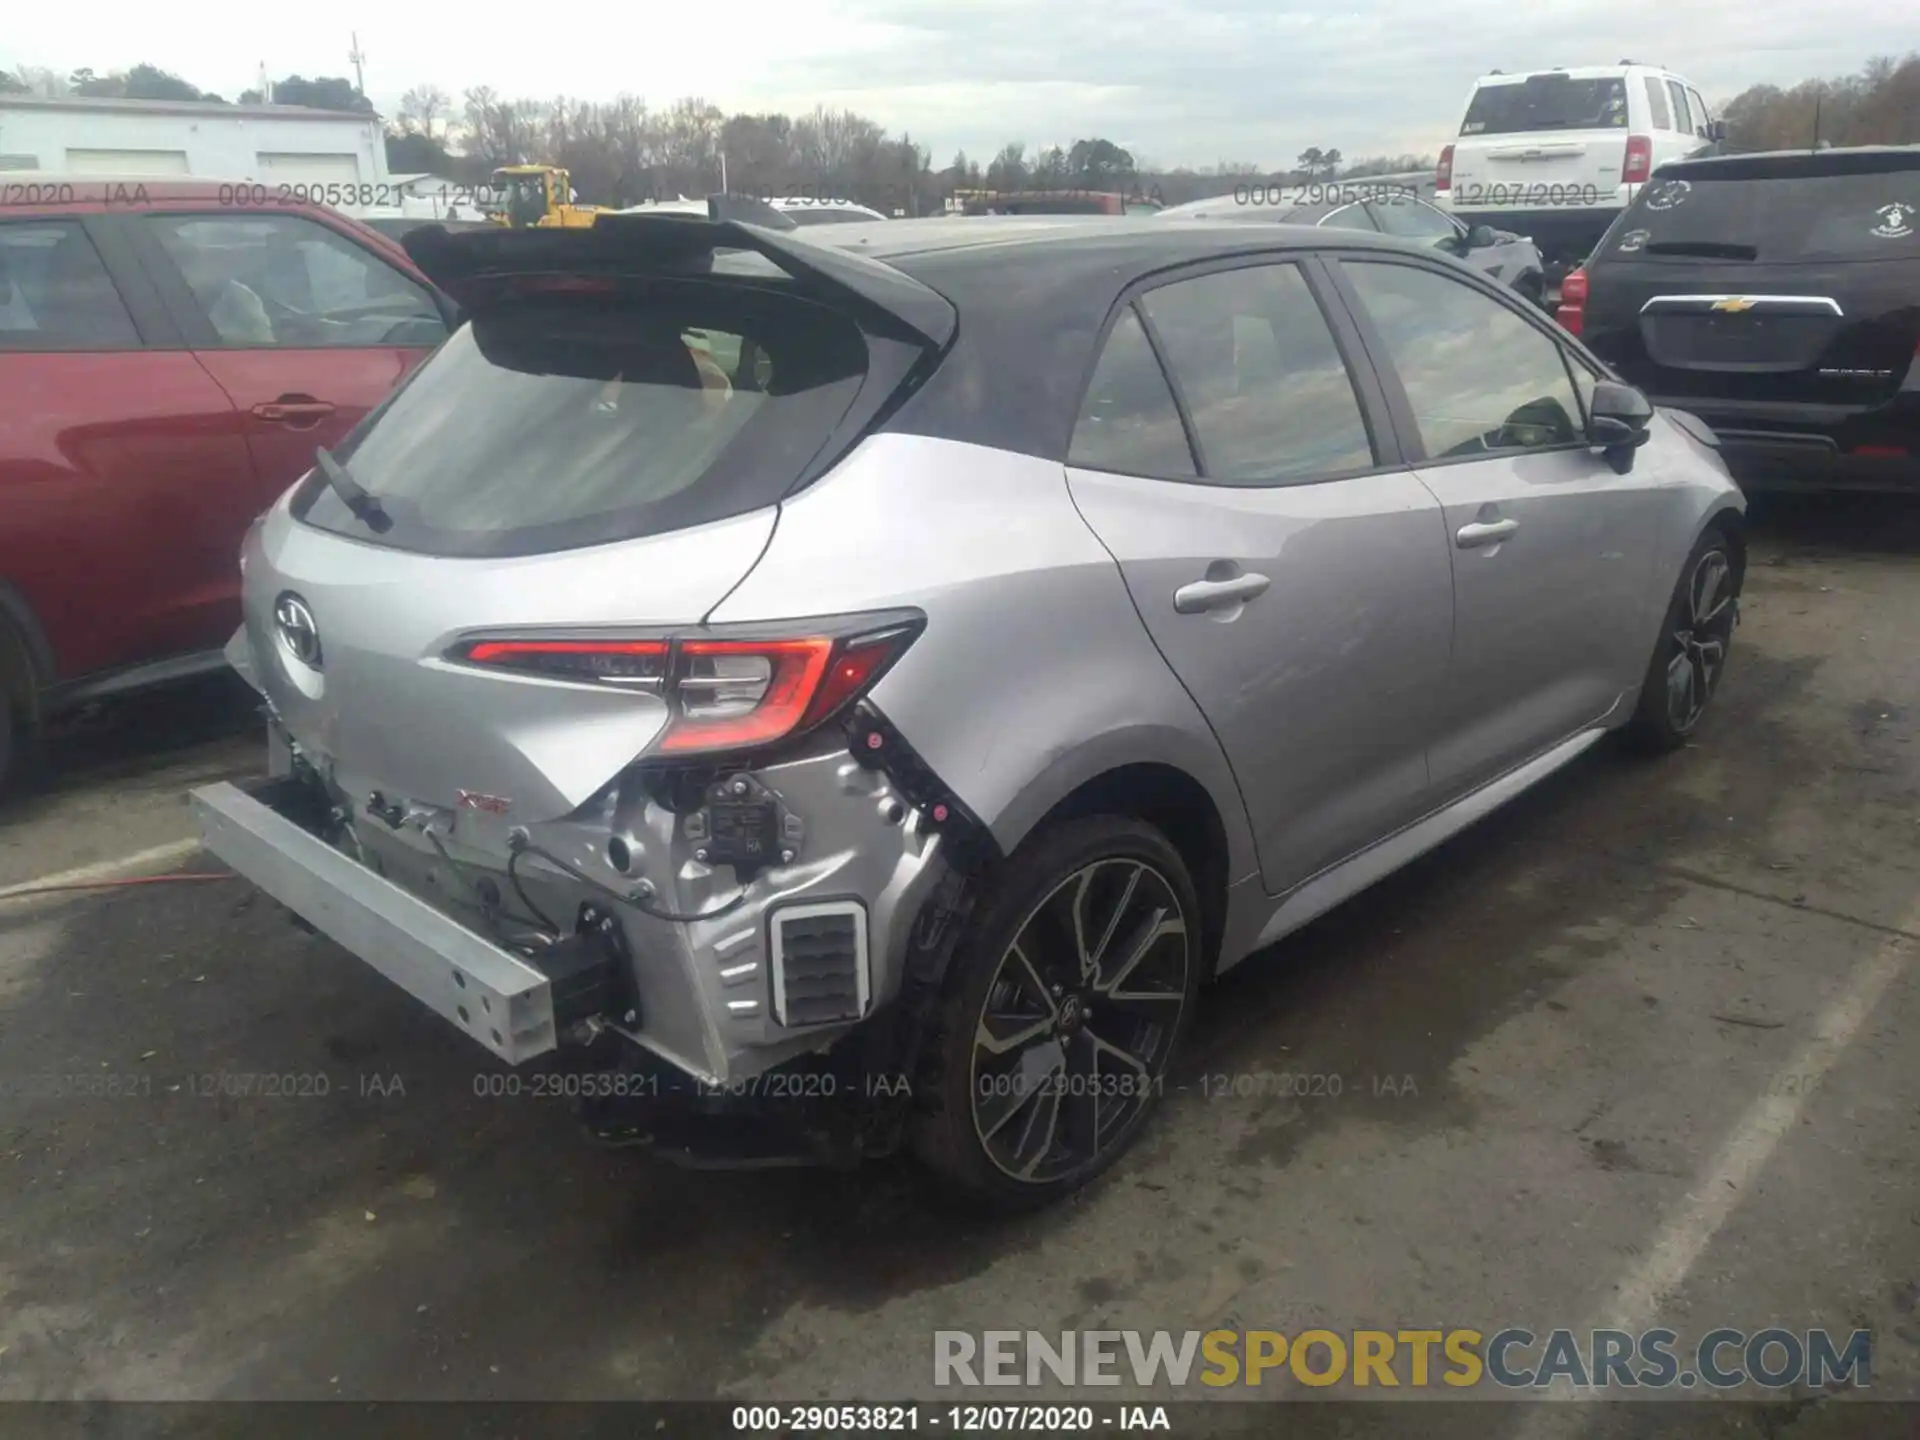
left=1588, top=379, right=1654, bottom=473
left=1706, top=119, right=1727, bottom=144
left=1466, top=223, right=1499, bottom=250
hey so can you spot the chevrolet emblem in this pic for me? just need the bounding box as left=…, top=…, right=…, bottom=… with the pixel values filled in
left=1710, top=297, right=1758, bottom=313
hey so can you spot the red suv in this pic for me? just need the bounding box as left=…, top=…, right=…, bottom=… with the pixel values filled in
left=0, top=180, right=454, bottom=786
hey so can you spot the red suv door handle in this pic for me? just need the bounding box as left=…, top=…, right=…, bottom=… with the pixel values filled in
left=252, top=396, right=336, bottom=426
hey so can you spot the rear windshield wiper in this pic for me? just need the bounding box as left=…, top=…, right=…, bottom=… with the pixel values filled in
left=314, top=446, right=393, bottom=534
left=1642, top=240, right=1760, bottom=260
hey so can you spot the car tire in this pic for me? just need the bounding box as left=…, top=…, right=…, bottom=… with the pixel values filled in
left=0, top=625, right=34, bottom=798
left=1620, top=523, right=1741, bottom=753
left=1516, top=272, right=1546, bottom=309
left=910, top=814, right=1201, bottom=1212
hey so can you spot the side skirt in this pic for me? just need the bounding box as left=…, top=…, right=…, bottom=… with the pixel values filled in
left=1224, top=724, right=1613, bottom=968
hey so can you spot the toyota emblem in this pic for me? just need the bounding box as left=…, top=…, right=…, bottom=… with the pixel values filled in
left=274, top=593, right=322, bottom=669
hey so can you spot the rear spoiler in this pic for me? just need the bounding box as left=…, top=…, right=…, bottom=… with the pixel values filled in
left=400, top=194, right=955, bottom=349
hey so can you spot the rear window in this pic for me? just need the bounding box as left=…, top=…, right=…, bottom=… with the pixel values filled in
left=297, top=281, right=869, bottom=557
left=1607, top=167, right=1920, bottom=264
left=1462, top=75, right=1629, bottom=134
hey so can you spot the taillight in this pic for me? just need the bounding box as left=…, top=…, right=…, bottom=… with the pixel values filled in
left=461, top=639, right=668, bottom=686
left=1622, top=135, right=1652, bottom=184
left=1436, top=144, right=1455, bottom=192
left=449, top=615, right=923, bottom=759
left=1556, top=267, right=1588, bottom=336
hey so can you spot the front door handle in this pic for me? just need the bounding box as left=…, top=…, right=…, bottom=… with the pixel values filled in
left=1456, top=518, right=1519, bottom=549
left=252, top=396, right=337, bottom=426
left=1173, top=572, right=1271, bottom=614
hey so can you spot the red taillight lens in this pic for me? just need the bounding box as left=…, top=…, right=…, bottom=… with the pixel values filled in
left=1556, top=267, right=1588, bottom=336
left=453, top=618, right=922, bottom=759
left=1436, top=144, right=1455, bottom=192
left=461, top=639, right=668, bottom=686
left=661, top=638, right=833, bottom=753
left=1622, top=135, right=1652, bottom=184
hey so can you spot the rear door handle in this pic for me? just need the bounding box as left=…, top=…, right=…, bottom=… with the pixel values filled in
left=252, top=397, right=337, bottom=425
left=1456, top=519, right=1519, bottom=549
left=1173, top=572, right=1271, bottom=614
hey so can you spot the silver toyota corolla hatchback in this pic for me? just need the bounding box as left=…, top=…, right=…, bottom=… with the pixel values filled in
left=193, top=207, right=1746, bottom=1209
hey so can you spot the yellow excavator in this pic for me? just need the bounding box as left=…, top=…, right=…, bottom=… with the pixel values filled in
left=486, top=165, right=613, bottom=228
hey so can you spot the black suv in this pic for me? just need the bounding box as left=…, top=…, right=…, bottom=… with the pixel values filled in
left=1568, top=146, right=1919, bottom=491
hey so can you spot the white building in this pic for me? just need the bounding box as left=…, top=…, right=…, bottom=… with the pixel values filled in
left=0, top=95, right=390, bottom=187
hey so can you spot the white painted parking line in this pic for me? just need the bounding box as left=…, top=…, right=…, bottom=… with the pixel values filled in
left=0, top=836, right=208, bottom=907
left=1516, top=902, right=1919, bottom=1431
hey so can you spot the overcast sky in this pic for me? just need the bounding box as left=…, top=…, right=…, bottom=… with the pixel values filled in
left=3, top=1, right=1909, bottom=169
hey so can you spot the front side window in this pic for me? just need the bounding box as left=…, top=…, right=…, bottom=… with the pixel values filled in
left=1138, top=263, right=1375, bottom=483
left=146, top=213, right=446, bottom=348
left=1687, top=89, right=1712, bottom=137
left=1667, top=81, right=1694, bottom=134
left=0, top=221, right=139, bottom=350
left=1068, top=308, right=1196, bottom=477
left=1342, top=261, right=1583, bottom=461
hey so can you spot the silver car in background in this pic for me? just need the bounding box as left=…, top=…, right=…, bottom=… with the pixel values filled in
left=193, top=209, right=1745, bottom=1209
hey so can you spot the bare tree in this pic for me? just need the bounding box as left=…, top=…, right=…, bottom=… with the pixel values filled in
left=398, top=84, right=450, bottom=139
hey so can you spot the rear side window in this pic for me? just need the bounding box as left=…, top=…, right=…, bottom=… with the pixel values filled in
left=1068, top=309, right=1196, bottom=477
left=1139, top=263, right=1375, bottom=483
left=298, top=283, right=870, bottom=557
left=0, top=221, right=139, bottom=350
left=1615, top=168, right=1920, bottom=262
left=1462, top=75, right=1629, bottom=134
left=1643, top=77, right=1673, bottom=130
left=145, top=213, right=446, bottom=348
left=1342, top=261, right=1583, bottom=461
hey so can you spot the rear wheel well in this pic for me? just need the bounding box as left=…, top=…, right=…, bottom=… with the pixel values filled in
left=0, top=608, right=42, bottom=788
left=1713, top=511, right=1748, bottom=591
left=1032, top=763, right=1231, bottom=980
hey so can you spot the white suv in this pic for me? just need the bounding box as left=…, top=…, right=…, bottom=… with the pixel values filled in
left=1435, top=63, right=1723, bottom=275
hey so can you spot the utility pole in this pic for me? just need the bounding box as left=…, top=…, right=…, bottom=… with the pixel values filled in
left=348, top=33, right=367, bottom=97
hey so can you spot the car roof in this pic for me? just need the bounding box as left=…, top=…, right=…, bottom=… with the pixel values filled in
left=809, top=216, right=1443, bottom=308
left=0, top=175, right=335, bottom=205
left=1654, top=144, right=1920, bottom=179
left=810, top=214, right=1357, bottom=262
left=769, top=197, right=883, bottom=211
left=1160, top=199, right=1345, bottom=224
left=1471, top=64, right=1677, bottom=84
left=803, top=217, right=1457, bottom=463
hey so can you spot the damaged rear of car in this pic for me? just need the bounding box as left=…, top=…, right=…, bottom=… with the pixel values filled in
left=194, top=208, right=992, bottom=1167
